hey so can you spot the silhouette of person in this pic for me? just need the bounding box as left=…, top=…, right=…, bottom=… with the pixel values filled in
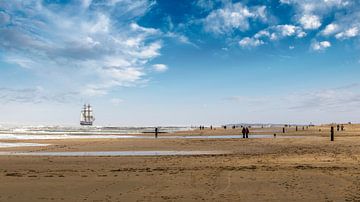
left=155, top=127, right=158, bottom=138
left=242, top=127, right=246, bottom=138
left=245, top=127, right=249, bottom=138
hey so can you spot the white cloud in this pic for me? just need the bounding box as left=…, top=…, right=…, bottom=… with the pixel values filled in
left=203, top=2, right=268, bottom=35
left=335, top=27, right=359, bottom=39
left=275, top=24, right=306, bottom=38
left=280, top=0, right=351, bottom=35
left=152, top=64, right=168, bottom=72
left=196, top=0, right=216, bottom=11
left=287, top=85, right=360, bottom=111
left=299, top=14, right=321, bottom=30
left=0, top=0, right=164, bottom=98
left=311, top=40, right=331, bottom=51
left=239, top=37, right=264, bottom=48
left=240, top=24, right=306, bottom=47
left=226, top=84, right=360, bottom=114
left=0, top=86, right=78, bottom=104
left=321, top=23, right=339, bottom=36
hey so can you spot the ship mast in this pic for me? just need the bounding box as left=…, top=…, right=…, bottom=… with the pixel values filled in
left=80, top=103, right=95, bottom=126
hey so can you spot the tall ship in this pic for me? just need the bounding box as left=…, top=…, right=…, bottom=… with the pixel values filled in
left=80, top=104, right=95, bottom=126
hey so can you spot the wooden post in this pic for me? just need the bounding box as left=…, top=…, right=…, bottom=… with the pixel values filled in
left=330, top=126, right=334, bottom=141
left=155, top=127, right=158, bottom=138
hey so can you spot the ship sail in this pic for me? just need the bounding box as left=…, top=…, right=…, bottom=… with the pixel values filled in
left=80, top=104, right=95, bottom=126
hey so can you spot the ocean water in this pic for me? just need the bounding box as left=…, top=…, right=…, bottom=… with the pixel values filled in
left=0, top=126, right=193, bottom=140
left=0, top=126, right=303, bottom=140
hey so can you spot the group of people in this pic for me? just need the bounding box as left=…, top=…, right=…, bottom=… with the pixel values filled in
left=242, top=127, right=250, bottom=138
left=336, top=124, right=345, bottom=131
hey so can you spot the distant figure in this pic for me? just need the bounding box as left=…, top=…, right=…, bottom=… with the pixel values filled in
left=155, top=127, right=158, bottom=138
left=210, top=125, right=213, bottom=130
left=224, top=126, right=227, bottom=130
left=245, top=127, right=249, bottom=138
left=242, top=127, right=246, bottom=138
left=337, top=125, right=340, bottom=131
left=282, top=127, right=285, bottom=133
left=232, top=125, right=236, bottom=129
left=341, top=125, right=344, bottom=131
left=296, top=126, right=298, bottom=131
left=274, top=133, right=276, bottom=138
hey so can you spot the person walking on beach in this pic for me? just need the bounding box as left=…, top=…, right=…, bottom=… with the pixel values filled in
left=155, top=127, right=158, bottom=138
left=245, top=127, right=249, bottom=138
left=242, top=127, right=246, bottom=138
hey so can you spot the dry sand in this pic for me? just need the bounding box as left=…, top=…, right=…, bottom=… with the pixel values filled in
left=0, top=124, right=360, bottom=201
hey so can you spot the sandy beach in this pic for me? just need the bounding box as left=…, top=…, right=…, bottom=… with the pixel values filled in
left=0, top=125, right=359, bottom=201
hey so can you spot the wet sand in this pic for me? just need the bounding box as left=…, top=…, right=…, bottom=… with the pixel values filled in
left=0, top=125, right=360, bottom=201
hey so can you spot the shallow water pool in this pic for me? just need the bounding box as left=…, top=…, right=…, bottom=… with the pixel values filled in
left=0, top=150, right=223, bottom=156
left=0, top=142, right=50, bottom=148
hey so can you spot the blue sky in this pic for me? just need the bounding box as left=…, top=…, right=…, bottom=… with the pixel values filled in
left=0, top=0, right=360, bottom=126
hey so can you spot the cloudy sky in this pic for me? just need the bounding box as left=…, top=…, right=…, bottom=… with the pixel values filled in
left=0, top=0, right=360, bottom=126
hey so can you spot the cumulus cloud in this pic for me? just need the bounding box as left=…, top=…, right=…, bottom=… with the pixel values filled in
left=0, top=0, right=163, bottom=98
left=311, top=40, right=331, bottom=51
left=321, top=23, right=340, bottom=36
left=299, top=14, right=321, bottom=30
left=238, top=24, right=305, bottom=48
left=152, top=64, right=168, bottom=72
left=239, top=37, right=264, bottom=48
left=279, top=0, right=353, bottom=35
left=274, top=25, right=306, bottom=38
left=203, top=2, right=268, bottom=35
left=277, top=1, right=360, bottom=44
left=335, top=27, right=359, bottom=39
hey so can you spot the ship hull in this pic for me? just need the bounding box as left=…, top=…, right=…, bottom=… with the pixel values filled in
left=80, top=121, right=93, bottom=126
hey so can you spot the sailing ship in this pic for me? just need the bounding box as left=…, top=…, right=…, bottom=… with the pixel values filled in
left=80, top=104, right=95, bottom=126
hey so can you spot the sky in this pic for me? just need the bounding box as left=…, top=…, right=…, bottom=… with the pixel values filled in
left=0, top=0, right=360, bottom=126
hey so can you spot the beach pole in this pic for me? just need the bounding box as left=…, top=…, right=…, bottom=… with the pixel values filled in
left=330, top=126, right=334, bottom=141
